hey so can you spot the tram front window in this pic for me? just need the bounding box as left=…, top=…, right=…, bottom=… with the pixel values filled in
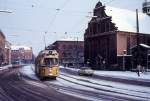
left=44, top=58, right=58, bottom=67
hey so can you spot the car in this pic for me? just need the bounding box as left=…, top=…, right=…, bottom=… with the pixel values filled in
left=69, top=66, right=76, bottom=68
left=78, top=67, right=94, bottom=76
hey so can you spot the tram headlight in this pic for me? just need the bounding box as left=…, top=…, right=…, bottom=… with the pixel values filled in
left=49, top=69, right=52, bottom=72
left=41, top=69, right=45, bottom=74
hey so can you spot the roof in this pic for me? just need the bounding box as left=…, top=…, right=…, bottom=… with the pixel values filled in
left=131, top=44, right=150, bottom=50
left=11, top=45, right=32, bottom=50
left=105, top=6, right=150, bottom=34
left=58, top=37, right=83, bottom=41
left=0, top=30, right=5, bottom=39
left=140, top=44, right=150, bottom=48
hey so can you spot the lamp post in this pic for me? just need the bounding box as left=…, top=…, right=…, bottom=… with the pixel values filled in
left=43, top=32, right=47, bottom=49
left=123, top=50, right=126, bottom=71
left=73, top=36, right=79, bottom=68
left=76, top=37, right=79, bottom=68
left=0, top=10, right=12, bottom=13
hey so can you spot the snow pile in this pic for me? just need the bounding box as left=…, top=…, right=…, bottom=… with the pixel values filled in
left=61, top=66, right=150, bottom=81
left=0, top=65, right=12, bottom=70
left=94, top=71, right=150, bottom=81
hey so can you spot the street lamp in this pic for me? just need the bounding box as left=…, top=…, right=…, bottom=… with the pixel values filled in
left=43, top=32, right=47, bottom=49
left=75, top=37, right=79, bottom=68
left=123, top=50, right=126, bottom=71
left=72, top=36, right=79, bottom=68
left=0, top=10, right=12, bottom=13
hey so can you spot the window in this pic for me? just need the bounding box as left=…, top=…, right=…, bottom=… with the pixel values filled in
left=44, top=58, right=58, bottom=67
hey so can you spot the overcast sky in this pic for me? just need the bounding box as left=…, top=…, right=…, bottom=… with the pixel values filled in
left=0, top=0, right=146, bottom=55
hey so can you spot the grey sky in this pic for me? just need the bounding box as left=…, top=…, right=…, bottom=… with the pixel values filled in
left=0, top=0, right=145, bottom=54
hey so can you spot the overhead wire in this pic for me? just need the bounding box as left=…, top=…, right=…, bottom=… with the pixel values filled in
left=105, top=0, right=116, bottom=4
left=46, top=0, right=71, bottom=32
left=64, top=0, right=94, bottom=36
left=2, top=0, right=118, bottom=41
left=1, top=25, right=84, bottom=35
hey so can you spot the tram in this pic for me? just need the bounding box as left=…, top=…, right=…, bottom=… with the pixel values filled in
left=35, top=50, right=59, bottom=79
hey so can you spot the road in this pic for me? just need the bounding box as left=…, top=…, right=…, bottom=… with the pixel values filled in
left=0, top=66, right=86, bottom=101
left=0, top=65, right=150, bottom=101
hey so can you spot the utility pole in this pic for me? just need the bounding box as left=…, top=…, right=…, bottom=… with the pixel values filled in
left=0, top=10, right=12, bottom=13
left=75, top=37, right=79, bottom=68
left=43, top=32, right=47, bottom=49
left=136, top=9, right=140, bottom=65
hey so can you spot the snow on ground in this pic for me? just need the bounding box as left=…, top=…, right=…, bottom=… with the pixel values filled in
left=59, top=73, right=150, bottom=101
left=0, top=65, right=12, bottom=71
left=19, top=64, right=39, bottom=80
left=59, top=67, right=150, bottom=100
left=60, top=66, right=79, bottom=71
left=61, top=72, right=150, bottom=93
left=94, top=71, right=150, bottom=81
left=61, top=66, right=150, bottom=81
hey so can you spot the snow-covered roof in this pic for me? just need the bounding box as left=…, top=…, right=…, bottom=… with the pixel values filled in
left=105, top=6, right=150, bottom=34
left=131, top=43, right=150, bottom=50
left=11, top=45, right=32, bottom=50
left=58, top=37, right=83, bottom=41
left=140, top=43, right=150, bottom=48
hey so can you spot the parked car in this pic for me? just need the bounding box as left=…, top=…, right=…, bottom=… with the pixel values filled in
left=78, top=67, right=94, bottom=76
left=69, top=66, right=76, bottom=68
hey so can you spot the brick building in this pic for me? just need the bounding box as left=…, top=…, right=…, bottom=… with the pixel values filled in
left=11, top=45, right=33, bottom=64
left=0, top=30, right=6, bottom=66
left=47, top=39, right=84, bottom=67
left=84, top=2, right=150, bottom=70
left=4, top=41, right=11, bottom=65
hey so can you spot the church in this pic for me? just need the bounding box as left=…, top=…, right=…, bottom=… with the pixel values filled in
left=84, top=1, right=150, bottom=70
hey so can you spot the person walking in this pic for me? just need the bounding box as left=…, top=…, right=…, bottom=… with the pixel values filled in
left=141, top=66, right=146, bottom=73
left=137, top=64, right=141, bottom=77
left=102, top=59, right=106, bottom=70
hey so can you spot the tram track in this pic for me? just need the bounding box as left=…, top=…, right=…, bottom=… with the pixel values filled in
left=49, top=73, right=150, bottom=101
left=44, top=79, right=128, bottom=101
left=27, top=66, right=150, bottom=101
left=0, top=67, right=88, bottom=101
left=61, top=73, right=150, bottom=94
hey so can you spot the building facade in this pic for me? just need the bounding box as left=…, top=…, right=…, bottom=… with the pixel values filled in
left=84, top=2, right=150, bottom=70
left=47, top=40, right=84, bottom=67
left=11, top=46, right=33, bottom=64
left=4, top=41, right=11, bottom=65
left=0, top=30, right=6, bottom=66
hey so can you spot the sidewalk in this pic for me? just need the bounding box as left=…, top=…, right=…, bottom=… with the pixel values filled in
left=61, top=66, right=150, bottom=87
left=93, top=71, right=150, bottom=87
left=94, top=71, right=150, bottom=81
left=0, top=64, right=12, bottom=71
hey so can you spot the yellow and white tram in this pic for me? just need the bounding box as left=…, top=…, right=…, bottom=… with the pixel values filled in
left=35, top=50, right=59, bottom=79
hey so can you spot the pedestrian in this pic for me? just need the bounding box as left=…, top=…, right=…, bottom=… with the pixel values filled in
left=86, top=59, right=90, bottom=67
left=141, top=66, right=145, bottom=73
left=102, top=59, right=106, bottom=70
left=137, top=64, right=141, bottom=77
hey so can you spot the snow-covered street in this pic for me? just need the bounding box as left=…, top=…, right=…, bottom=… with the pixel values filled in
left=18, top=65, right=150, bottom=101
